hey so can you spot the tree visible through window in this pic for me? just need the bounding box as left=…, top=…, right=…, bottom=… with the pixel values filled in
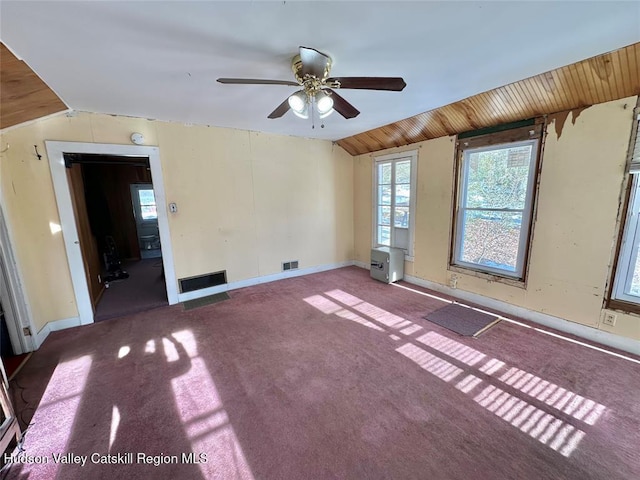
left=453, top=132, right=540, bottom=279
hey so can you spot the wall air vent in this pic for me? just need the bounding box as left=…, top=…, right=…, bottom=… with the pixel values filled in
left=179, top=270, right=227, bottom=293
left=282, top=261, right=299, bottom=271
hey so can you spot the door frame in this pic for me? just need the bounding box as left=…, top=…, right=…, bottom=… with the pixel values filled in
left=45, top=141, right=179, bottom=325
left=0, top=204, right=36, bottom=353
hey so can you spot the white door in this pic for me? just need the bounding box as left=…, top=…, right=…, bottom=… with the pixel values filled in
left=130, top=184, right=161, bottom=259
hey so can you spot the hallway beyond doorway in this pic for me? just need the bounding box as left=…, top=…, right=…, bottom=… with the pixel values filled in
left=94, top=259, right=167, bottom=321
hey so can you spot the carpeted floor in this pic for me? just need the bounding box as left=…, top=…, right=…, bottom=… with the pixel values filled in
left=4, top=266, right=640, bottom=479
left=94, top=259, right=168, bottom=322
left=1, top=353, right=30, bottom=380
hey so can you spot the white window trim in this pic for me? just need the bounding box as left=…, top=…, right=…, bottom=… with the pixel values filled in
left=612, top=174, right=640, bottom=303
left=371, top=150, right=418, bottom=260
left=453, top=139, right=539, bottom=279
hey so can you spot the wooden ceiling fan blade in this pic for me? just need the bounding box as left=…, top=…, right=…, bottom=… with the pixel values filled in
left=217, top=78, right=299, bottom=86
left=327, top=89, right=360, bottom=119
left=267, top=98, right=291, bottom=119
left=327, top=77, right=406, bottom=91
left=299, top=46, right=331, bottom=79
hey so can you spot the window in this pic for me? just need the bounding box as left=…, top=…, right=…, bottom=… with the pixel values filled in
left=373, top=151, right=417, bottom=257
left=611, top=111, right=640, bottom=306
left=612, top=176, right=640, bottom=303
left=137, top=189, right=157, bottom=220
left=452, top=124, right=542, bottom=280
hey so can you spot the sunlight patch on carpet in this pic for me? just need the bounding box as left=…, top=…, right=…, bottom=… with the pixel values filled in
left=169, top=332, right=254, bottom=479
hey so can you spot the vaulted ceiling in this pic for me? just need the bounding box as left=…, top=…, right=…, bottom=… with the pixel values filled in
left=1, top=2, right=639, bottom=153
left=0, top=43, right=66, bottom=129
left=338, top=42, right=640, bottom=155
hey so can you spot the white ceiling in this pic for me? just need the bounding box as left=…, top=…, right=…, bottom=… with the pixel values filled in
left=1, top=1, right=639, bottom=141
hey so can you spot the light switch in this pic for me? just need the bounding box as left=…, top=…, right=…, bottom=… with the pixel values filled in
left=169, top=202, right=178, bottom=213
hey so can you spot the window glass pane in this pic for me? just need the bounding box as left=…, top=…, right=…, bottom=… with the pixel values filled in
left=138, top=189, right=157, bottom=220
left=378, top=163, right=392, bottom=184
left=140, top=205, right=158, bottom=220
left=379, top=185, right=391, bottom=206
left=395, top=160, right=411, bottom=184
left=625, top=245, right=640, bottom=297
left=460, top=211, right=523, bottom=272
left=394, top=207, right=410, bottom=228
left=465, top=145, right=532, bottom=210
left=378, top=206, right=391, bottom=226
left=378, top=226, right=391, bottom=246
left=138, top=189, right=156, bottom=206
left=395, top=184, right=410, bottom=206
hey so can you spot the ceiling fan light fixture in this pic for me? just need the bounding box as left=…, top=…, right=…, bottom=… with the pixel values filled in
left=288, top=91, right=308, bottom=113
left=315, top=91, right=334, bottom=115
left=319, top=108, right=334, bottom=119
left=292, top=104, right=310, bottom=119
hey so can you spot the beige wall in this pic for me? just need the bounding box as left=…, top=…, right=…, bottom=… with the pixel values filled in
left=354, top=97, right=640, bottom=341
left=2, top=97, right=638, bottom=343
left=0, top=113, right=353, bottom=332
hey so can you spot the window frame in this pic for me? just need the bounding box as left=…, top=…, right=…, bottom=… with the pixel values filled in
left=131, top=183, right=158, bottom=224
left=607, top=107, right=640, bottom=312
left=372, top=150, right=418, bottom=259
left=450, top=124, right=544, bottom=284
left=611, top=174, right=640, bottom=304
left=137, top=188, right=158, bottom=221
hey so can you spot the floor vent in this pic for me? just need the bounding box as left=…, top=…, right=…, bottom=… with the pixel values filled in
left=179, top=270, right=227, bottom=293
left=282, top=261, right=299, bottom=271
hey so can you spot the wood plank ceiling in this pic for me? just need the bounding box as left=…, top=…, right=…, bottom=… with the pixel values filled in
left=0, top=43, right=67, bottom=130
left=337, top=42, right=640, bottom=156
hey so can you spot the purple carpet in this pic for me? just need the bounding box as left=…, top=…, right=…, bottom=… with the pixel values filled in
left=95, top=259, right=167, bottom=321
left=4, top=266, right=640, bottom=479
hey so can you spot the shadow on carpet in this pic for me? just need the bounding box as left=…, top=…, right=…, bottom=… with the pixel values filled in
left=424, top=303, right=500, bottom=336
left=182, top=292, right=230, bottom=310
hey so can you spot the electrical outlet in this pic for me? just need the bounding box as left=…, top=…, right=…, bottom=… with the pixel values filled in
left=603, top=312, right=617, bottom=327
left=449, top=274, right=458, bottom=289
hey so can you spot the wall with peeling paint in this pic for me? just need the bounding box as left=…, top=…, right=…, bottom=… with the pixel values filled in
left=354, top=96, right=640, bottom=341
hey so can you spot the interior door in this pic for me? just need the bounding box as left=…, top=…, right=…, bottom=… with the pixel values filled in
left=67, top=165, right=104, bottom=309
left=130, top=184, right=161, bottom=259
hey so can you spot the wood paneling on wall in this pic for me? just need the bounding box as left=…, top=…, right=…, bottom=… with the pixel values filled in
left=0, top=43, right=67, bottom=129
left=337, top=43, right=640, bottom=156
left=81, top=161, right=152, bottom=261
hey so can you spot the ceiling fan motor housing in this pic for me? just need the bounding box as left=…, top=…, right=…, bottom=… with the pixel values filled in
left=292, top=54, right=332, bottom=83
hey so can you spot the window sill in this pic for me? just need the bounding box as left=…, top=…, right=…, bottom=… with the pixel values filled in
left=606, top=299, right=640, bottom=316
left=448, top=264, right=527, bottom=289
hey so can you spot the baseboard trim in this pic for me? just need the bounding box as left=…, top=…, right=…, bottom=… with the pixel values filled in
left=35, top=316, right=81, bottom=349
left=353, top=260, right=370, bottom=270
left=177, top=261, right=355, bottom=303
left=400, top=273, right=640, bottom=357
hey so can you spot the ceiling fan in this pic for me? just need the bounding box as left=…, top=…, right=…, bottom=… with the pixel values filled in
left=217, top=46, right=406, bottom=120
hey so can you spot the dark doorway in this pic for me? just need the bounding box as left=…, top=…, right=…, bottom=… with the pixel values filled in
left=63, top=154, right=168, bottom=321
left=0, top=301, right=29, bottom=379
